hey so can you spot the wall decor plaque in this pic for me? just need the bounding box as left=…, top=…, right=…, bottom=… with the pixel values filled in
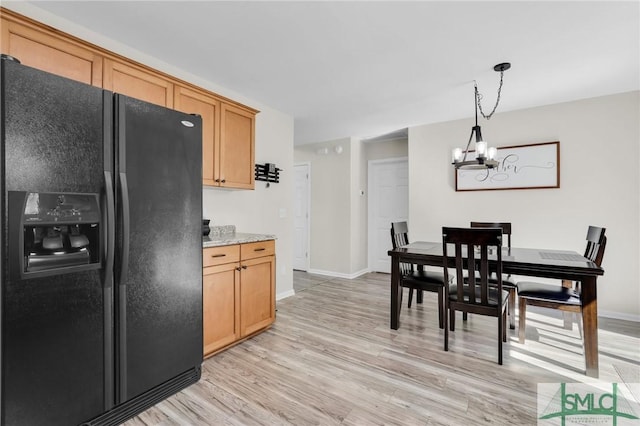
left=455, top=141, right=560, bottom=191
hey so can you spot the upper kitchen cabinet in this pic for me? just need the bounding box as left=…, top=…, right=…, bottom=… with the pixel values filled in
left=0, top=11, right=102, bottom=86
left=176, top=85, right=257, bottom=189
left=174, top=86, right=220, bottom=186
left=103, top=59, right=173, bottom=108
left=1, top=7, right=258, bottom=189
left=220, top=103, right=255, bottom=189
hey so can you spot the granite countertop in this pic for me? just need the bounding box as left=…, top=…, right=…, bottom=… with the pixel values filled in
left=203, top=225, right=275, bottom=248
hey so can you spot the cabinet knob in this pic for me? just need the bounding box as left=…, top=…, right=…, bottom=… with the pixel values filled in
left=215, top=179, right=220, bottom=183
left=235, top=266, right=241, bottom=271
left=242, top=265, right=248, bottom=270
left=221, top=179, right=226, bottom=183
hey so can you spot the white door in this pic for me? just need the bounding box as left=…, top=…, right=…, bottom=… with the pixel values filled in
left=293, top=163, right=310, bottom=271
left=368, top=158, right=409, bottom=273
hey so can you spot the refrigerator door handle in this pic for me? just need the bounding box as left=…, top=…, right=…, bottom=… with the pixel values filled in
left=119, top=171, right=130, bottom=286
left=117, top=170, right=130, bottom=401
left=103, top=170, right=115, bottom=410
left=104, top=171, right=115, bottom=286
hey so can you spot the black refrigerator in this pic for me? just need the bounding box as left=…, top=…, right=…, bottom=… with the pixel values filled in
left=0, top=57, right=203, bottom=425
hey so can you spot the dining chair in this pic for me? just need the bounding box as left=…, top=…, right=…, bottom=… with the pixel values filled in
left=516, top=226, right=607, bottom=344
left=443, top=227, right=508, bottom=365
left=390, top=221, right=448, bottom=329
left=470, top=222, right=517, bottom=329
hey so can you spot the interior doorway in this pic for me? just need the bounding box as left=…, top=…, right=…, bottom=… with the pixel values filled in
left=367, top=157, right=409, bottom=273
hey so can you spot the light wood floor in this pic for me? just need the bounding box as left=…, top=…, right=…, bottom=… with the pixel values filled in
left=125, top=271, right=640, bottom=425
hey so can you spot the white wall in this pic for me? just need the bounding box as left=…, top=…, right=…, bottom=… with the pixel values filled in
left=365, top=138, right=408, bottom=161
left=10, top=3, right=296, bottom=299
left=409, top=91, right=640, bottom=320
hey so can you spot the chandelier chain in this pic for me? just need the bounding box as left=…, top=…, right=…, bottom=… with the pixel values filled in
left=475, top=69, right=505, bottom=120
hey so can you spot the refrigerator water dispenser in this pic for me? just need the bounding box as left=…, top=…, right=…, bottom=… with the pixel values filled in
left=9, top=191, right=102, bottom=278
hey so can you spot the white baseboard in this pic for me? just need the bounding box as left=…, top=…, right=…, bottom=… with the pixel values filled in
left=307, top=268, right=371, bottom=280
left=598, top=309, right=640, bottom=323
left=276, top=289, right=295, bottom=301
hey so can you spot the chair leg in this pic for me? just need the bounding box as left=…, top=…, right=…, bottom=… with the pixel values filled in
left=577, top=311, right=583, bottom=340
left=407, top=288, right=414, bottom=308
left=502, top=308, right=508, bottom=342
left=416, top=289, right=424, bottom=304
left=561, top=280, right=573, bottom=330
left=437, top=288, right=444, bottom=329
left=508, top=288, right=516, bottom=330
left=444, top=302, right=449, bottom=352
left=498, top=313, right=504, bottom=365
left=450, top=308, right=456, bottom=332
left=518, top=297, right=527, bottom=344
left=463, top=312, right=468, bottom=321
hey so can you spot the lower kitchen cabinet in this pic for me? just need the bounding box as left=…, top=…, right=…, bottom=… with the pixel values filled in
left=239, top=255, right=276, bottom=337
left=202, top=240, right=275, bottom=358
left=203, top=262, right=240, bottom=356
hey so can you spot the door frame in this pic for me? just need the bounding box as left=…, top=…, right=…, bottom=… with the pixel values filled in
left=367, top=157, right=409, bottom=272
left=293, top=162, right=311, bottom=271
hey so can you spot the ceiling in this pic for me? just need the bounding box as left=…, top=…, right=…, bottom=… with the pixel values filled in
left=15, top=1, right=640, bottom=145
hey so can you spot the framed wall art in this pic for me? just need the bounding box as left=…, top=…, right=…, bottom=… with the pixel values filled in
left=455, top=141, right=560, bottom=192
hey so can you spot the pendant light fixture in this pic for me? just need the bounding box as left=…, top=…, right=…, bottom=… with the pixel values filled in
left=452, top=62, right=511, bottom=170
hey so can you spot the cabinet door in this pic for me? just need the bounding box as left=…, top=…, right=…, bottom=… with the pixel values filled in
left=203, top=262, right=240, bottom=357
left=175, top=86, right=221, bottom=186
left=240, top=255, right=275, bottom=337
left=103, top=58, right=173, bottom=107
left=220, top=103, right=255, bottom=189
left=1, top=17, right=102, bottom=86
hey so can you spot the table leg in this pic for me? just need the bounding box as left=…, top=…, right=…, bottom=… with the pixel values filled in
left=391, top=256, right=400, bottom=330
left=581, top=276, right=599, bottom=378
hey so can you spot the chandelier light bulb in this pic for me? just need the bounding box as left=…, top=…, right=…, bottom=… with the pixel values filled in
left=488, top=147, right=497, bottom=161
left=452, top=148, right=462, bottom=163
left=476, top=141, right=487, bottom=158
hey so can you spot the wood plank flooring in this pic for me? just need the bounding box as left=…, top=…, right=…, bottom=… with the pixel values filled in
left=125, top=271, right=640, bottom=425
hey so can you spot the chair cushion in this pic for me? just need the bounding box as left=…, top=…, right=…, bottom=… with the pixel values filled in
left=516, top=281, right=581, bottom=305
left=401, top=270, right=448, bottom=291
left=448, top=284, right=509, bottom=306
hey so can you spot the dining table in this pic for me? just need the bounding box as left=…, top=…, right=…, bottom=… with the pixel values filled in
left=388, top=241, right=605, bottom=378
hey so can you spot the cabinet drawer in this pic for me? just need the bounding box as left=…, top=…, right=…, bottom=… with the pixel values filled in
left=203, top=245, right=240, bottom=267
left=241, top=240, right=275, bottom=261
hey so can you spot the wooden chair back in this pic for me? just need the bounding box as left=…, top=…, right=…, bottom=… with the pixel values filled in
left=390, top=221, right=409, bottom=249
left=443, top=227, right=503, bottom=311
left=390, top=222, right=413, bottom=276
left=470, top=222, right=512, bottom=249
left=584, top=226, right=606, bottom=266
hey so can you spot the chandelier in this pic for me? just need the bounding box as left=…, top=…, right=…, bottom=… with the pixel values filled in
left=452, top=62, right=511, bottom=170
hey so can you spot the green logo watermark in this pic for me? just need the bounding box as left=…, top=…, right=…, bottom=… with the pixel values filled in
left=538, top=383, right=640, bottom=425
